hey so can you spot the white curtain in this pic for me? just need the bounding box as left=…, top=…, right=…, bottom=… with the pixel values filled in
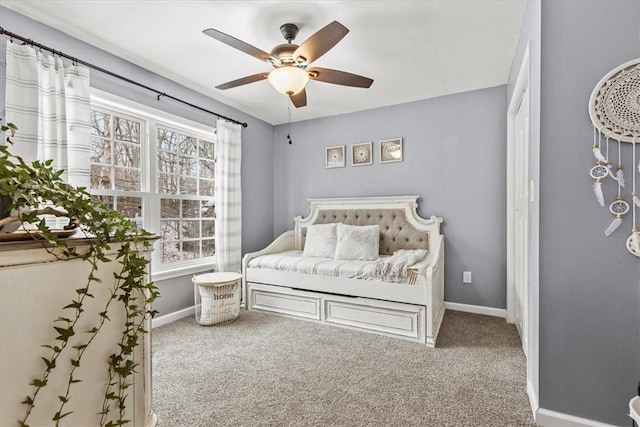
left=4, top=41, right=91, bottom=189
left=214, top=119, right=242, bottom=272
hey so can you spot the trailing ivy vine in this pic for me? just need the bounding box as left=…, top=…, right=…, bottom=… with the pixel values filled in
left=0, top=145, right=159, bottom=426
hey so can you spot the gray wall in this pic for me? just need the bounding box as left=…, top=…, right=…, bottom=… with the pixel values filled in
left=537, top=0, right=640, bottom=425
left=0, top=7, right=276, bottom=317
left=274, top=86, right=508, bottom=309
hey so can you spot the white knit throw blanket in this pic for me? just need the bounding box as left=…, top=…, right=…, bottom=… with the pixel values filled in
left=374, top=249, right=428, bottom=283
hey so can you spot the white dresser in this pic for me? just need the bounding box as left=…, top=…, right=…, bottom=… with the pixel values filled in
left=0, top=238, right=157, bottom=427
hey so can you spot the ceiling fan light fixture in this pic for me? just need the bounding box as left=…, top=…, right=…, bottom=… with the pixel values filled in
left=268, top=66, right=309, bottom=95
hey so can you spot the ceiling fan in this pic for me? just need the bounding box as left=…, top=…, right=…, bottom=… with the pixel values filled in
left=203, top=21, right=374, bottom=108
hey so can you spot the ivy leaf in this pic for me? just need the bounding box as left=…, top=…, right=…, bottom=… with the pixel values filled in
left=52, top=411, right=73, bottom=421
left=63, top=301, right=82, bottom=311
left=30, top=379, right=47, bottom=387
left=41, top=357, right=56, bottom=370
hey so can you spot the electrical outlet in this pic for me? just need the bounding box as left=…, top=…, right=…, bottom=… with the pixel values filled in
left=463, top=271, right=472, bottom=284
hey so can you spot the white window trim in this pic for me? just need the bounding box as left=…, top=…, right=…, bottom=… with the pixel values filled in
left=90, top=88, right=217, bottom=280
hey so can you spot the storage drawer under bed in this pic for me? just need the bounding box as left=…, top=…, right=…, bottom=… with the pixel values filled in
left=246, top=282, right=426, bottom=343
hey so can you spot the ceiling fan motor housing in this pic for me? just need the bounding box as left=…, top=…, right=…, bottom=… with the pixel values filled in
left=270, top=44, right=299, bottom=64
left=272, top=23, right=305, bottom=66
left=280, top=23, right=299, bottom=42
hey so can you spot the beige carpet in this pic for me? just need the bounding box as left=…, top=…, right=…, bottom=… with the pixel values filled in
left=152, top=309, right=536, bottom=426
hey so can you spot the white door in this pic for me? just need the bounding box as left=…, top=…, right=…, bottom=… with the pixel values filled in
left=514, top=85, right=530, bottom=355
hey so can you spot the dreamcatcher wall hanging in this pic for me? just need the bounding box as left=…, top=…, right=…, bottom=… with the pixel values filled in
left=588, top=58, right=640, bottom=258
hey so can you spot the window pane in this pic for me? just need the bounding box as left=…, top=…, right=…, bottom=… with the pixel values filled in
left=161, top=242, right=180, bottom=264
left=180, top=137, right=197, bottom=156
left=117, top=196, right=142, bottom=219
left=158, top=173, right=177, bottom=194
left=182, top=200, right=200, bottom=218
left=179, top=177, right=198, bottom=195
left=158, top=128, right=178, bottom=152
left=114, top=142, right=140, bottom=168
left=158, top=152, right=179, bottom=174
left=202, top=239, right=215, bottom=257
left=182, top=220, right=200, bottom=239
left=115, top=168, right=140, bottom=191
left=91, top=138, right=111, bottom=164
left=199, top=160, right=214, bottom=179
left=182, top=241, right=200, bottom=260
left=160, top=220, right=179, bottom=241
left=91, top=165, right=111, bottom=189
left=114, top=116, right=140, bottom=143
left=202, top=220, right=215, bottom=237
left=92, top=195, right=114, bottom=210
left=201, top=201, right=215, bottom=218
left=199, top=140, right=215, bottom=160
left=180, top=156, right=197, bottom=177
left=91, top=111, right=111, bottom=137
left=200, top=179, right=214, bottom=197
left=161, top=198, right=180, bottom=219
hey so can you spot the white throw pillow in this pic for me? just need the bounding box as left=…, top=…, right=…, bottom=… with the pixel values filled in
left=335, top=224, right=380, bottom=261
left=302, top=223, right=338, bottom=258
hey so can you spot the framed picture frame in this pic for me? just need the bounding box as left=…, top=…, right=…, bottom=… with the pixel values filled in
left=326, top=145, right=346, bottom=168
left=351, top=142, right=373, bottom=166
left=379, top=138, right=403, bottom=163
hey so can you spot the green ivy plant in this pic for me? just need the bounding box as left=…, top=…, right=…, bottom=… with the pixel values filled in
left=0, top=143, right=159, bottom=427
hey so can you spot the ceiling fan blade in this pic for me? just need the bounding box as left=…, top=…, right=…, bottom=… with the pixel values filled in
left=308, top=67, right=373, bottom=88
left=293, top=21, right=349, bottom=65
left=216, top=73, right=268, bottom=90
left=203, top=28, right=279, bottom=64
left=289, top=88, right=307, bottom=108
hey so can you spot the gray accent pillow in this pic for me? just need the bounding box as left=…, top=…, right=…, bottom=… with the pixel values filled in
left=302, top=223, right=338, bottom=258
left=335, top=223, right=380, bottom=261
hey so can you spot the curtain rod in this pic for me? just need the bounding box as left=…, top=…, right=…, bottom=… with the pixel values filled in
left=0, top=27, right=248, bottom=128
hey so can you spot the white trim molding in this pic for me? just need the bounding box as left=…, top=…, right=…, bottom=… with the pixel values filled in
left=536, top=408, right=617, bottom=427
left=444, top=302, right=506, bottom=318
left=151, top=305, right=196, bottom=329
left=527, top=380, right=539, bottom=418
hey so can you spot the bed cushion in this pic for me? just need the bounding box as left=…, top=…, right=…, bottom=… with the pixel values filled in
left=302, top=223, right=338, bottom=258
left=335, top=223, right=379, bottom=261
left=248, top=250, right=377, bottom=280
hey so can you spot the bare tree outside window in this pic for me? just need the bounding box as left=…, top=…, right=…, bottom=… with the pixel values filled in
left=157, top=127, right=215, bottom=264
left=89, top=105, right=216, bottom=268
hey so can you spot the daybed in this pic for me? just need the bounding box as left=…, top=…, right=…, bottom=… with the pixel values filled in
left=241, top=196, right=445, bottom=347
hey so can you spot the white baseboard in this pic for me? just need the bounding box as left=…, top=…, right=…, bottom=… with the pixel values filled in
left=151, top=305, right=195, bottom=328
left=536, top=408, right=616, bottom=427
left=444, top=301, right=506, bottom=318
left=527, top=380, right=539, bottom=418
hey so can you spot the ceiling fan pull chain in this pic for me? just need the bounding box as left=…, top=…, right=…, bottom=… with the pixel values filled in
left=287, top=98, right=292, bottom=144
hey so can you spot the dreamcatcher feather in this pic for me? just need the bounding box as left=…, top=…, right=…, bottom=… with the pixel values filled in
left=590, top=129, right=608, bottom=207
left=588, top=58, right=640, bottom=257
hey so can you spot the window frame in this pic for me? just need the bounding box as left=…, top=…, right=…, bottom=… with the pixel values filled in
left=90, top=88, right=217, bottom=282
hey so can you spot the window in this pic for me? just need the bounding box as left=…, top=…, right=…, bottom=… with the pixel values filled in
left=156, top=127, right=216, bottom=264
left=89, top=91, right=217, bottom=280
left=90, top=110, right=144, bottom=229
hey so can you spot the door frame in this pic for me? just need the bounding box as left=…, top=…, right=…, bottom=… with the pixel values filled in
left=506, top=42, right=539, bottom=417
left=513, top=82, right=530, bottom=352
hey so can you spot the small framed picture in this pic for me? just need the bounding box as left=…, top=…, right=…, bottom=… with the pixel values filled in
left=326, top=145, right=346, bottom=168
left=379, top=138, right=403, bottom=163
left=351, top=142, right=373, bottom=166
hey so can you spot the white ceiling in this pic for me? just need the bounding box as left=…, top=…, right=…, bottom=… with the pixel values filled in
left=3, top=1, right=526, bottom=125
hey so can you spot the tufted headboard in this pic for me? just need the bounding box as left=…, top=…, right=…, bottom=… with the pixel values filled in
left=294, top=196, right=442, bottom=255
